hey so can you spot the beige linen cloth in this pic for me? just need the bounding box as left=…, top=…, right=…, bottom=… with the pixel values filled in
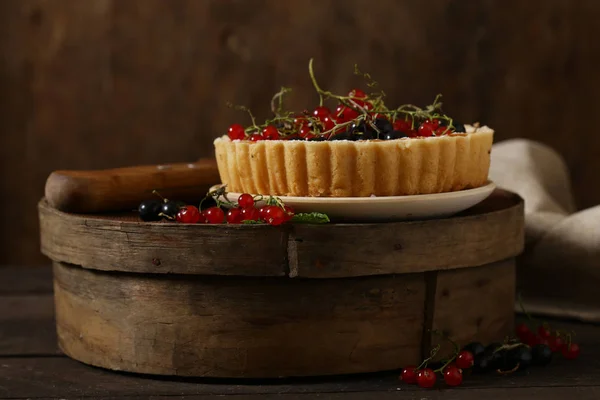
left=489, top=139, right=600, bottom=322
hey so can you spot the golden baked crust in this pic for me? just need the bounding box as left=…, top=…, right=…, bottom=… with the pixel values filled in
left=213, top=125, right=494, bottom=197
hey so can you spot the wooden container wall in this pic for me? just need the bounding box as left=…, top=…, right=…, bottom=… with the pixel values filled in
left=40, top=190, right=524, bottom=378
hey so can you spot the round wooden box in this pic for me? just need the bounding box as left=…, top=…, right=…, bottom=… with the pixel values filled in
left=38, top=189, right=524, bottom=378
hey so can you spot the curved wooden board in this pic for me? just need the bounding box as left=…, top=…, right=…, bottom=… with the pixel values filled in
left=39, top=189, right=524, bottom=277
left=53, top=261, right=426, bottom=378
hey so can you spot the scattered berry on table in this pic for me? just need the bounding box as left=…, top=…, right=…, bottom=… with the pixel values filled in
left=400, top=366, right=418, bottom=384
left=463, top=342, right=486, bottom=358
left=416, top=368, right=437, bottom=388
left=443, top=365, right=463, bottom=387
left=531, top=344, right=553, bottom=365
left=456, top=350, right=475, bottom=369
left=537, top=325, right=551, bottom=338
left=562, top=343, right=580, bottom=360
left=548, top=335, right=565, bottom=352
left=138, top=199, right=162, bottom=222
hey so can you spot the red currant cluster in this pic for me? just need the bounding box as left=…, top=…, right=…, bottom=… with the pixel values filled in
left=137, top=191, right=295, bottom=226
left=401, top=318, right=581, bottom=390
left=516, top=322, right=580, bottom=360
left=400, top=343, right=475, bottom=389
left=226, top=59, right=465, bottom=142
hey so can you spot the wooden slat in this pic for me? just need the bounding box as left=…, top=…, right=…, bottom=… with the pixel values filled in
left=38, top=190, right=523, bottom=278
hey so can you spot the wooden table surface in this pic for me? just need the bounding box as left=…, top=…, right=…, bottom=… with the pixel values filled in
left=2, top=266, right=600, bottom=400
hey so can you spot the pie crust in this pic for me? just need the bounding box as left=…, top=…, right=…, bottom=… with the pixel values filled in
left=213, top=125, right=494, bottom=197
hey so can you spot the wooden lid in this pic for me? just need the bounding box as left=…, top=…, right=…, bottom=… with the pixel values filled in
left=38, top=189, right=524, bottom=278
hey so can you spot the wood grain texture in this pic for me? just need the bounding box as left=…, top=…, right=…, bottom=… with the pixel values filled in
left=39, top=189, right=524, bottom=277
left=45, top=158, right=220, bottom=213
left=428, top=259, right=516, bottom=358
left=53, top=261, right=427, bottom=378
left=1, top=0, right=599, bottom=266
left=2, top=273, right=600, bottom=399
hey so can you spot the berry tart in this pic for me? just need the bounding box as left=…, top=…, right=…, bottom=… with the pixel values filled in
left=214, top=59, right=494, bottom=197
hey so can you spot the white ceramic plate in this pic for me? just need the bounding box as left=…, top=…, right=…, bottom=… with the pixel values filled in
left=214, top=181, right=496, bottom=222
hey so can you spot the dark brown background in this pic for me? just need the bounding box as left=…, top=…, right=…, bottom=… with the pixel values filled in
left=1, top=0, right=598, bottom=266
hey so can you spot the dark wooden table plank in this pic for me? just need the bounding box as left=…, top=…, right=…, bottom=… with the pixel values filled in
left=0, top=295, right=59, bottom=356
left=1, top=353, right=600, bottom=399
left=23, top=387, right=599, bottom=400
left=2, top=266, right=600, bottom=399
left=0, top=266, right=53, bottom=295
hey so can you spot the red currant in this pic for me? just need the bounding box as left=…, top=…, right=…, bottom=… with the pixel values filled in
left=227, top=124, right=246, bottom=140
left=258, top=206, right=269, bottom=220
left=538, top=325, right=552, bottom=339
left=312, top=106, right=331, bottom=122
left=516, top=323, right=531, bottom=340
left=283, top=205, right=295, bottom=222
left=335, top=104, right=359, bottom=122
left=293, top=115, right=308, bottom=127
left=416, top=368, right=436, bottom=388
left=348, top=88, right=367, bottom=99
left=238, top=193, right=254, bottom=208
left=455, top=350, right=474, bottom=369
left=443, top=365, right=463, bottom=387
left=250, top=134, right=264, bottom=141
left=435, top=126, right=451, bottom=136
left=400, top=365, right=418, bottom=384
left=548, top=336, right=565, bottom=352
left=321, top=116, right=336, bottom=132
left=241, top=206, right=260, bottom=221
left=299, top=125, right=314, bottom=139
left=393, top=119, right=412, bottom=132
left=425, top=119, right=440, bottom=129
left=562, top=343, right=580, bottom=360
left=176, top=205, right=201, bottom=224
left=226, top=207, right=243, bottom=224
left=203, top=207, right=224, bottom=224
left=418, top=122, right=436, bottom=137
left=264, top=205, right=286, bottom=226
left=262, top=125, right=280, bottom=140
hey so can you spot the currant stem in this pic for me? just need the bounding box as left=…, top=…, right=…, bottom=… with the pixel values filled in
left=417, top=344, right=441, bottom=370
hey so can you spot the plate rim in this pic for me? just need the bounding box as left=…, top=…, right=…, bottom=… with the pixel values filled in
left=215, top=181, right=496, bottom=204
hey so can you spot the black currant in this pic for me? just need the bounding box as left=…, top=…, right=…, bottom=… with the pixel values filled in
left=531, top=344, right=553, bottom=366
left=349, top=121, right=377, bottom=140
left=309, top=136, right=327, bottom=141
left=504, top=346, right=532, bottom=371
left=472, top=353, right=494, bottom=374
left=138, top=199, right=162, bottom=222
left=453, top=123, right=466, bottom=133
left=374, top=117, right=393, bottom=133
left=161, top=200, right=183, bottom=220
left=463, top=342, right=486, bottom=358
left=330, top=130, right=352, bottom=140
left=383, top=130, right=408, bottom=140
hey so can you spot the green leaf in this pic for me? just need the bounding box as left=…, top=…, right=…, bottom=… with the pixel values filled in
left=291, top=212, right=330, bottom=224
left=242, top=219, right=264, bottom=225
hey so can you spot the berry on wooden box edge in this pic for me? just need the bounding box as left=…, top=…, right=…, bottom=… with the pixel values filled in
left=136, top=186, right=330, bottom=226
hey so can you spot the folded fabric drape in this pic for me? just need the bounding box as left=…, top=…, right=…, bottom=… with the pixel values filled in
left=489, top=139, right=600, bottom=322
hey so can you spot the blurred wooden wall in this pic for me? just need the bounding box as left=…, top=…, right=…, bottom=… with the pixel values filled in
left=1, top=0, right=599, bottom=266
